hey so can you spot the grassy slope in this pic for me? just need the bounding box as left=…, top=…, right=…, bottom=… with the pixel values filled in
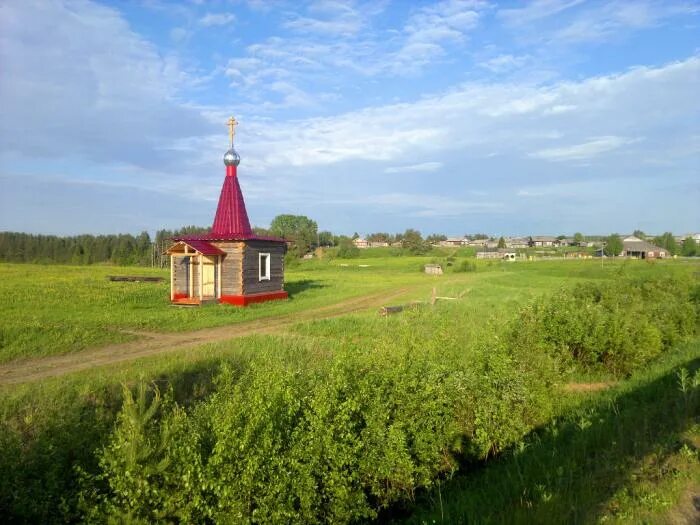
left=0, top=258, right=698, bottom=523
left=2, top=257, right=693, bottom=363
left=401, top=340, right=700, bottom=524
left=0, top=258, right=429, bottom=362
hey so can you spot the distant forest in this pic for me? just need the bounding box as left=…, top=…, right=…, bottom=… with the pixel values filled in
left=0, top=227, right=209, bottom=267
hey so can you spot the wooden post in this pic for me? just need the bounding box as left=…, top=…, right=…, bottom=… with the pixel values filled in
left=199, top=254, right=203, bottom=301
left=217, top=255, right=222, bottom=299
left=170, top=255, right=175, bottom=301
left=189, top=255, right=194, bottom=298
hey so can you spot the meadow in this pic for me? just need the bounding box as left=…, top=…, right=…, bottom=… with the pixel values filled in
left=0, top=255, right=698, bottom=523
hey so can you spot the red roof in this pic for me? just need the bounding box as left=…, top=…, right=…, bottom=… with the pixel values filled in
left=178, top=240, right=225, bottom=255
left=175, top=233, right=287, bottom=243
left=211, top=165, right=253, bottom=237
left=173, top=164, right=286, bottom=244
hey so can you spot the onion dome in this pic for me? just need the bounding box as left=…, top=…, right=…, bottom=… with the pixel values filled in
left=223, top=147, right=240, bottom=166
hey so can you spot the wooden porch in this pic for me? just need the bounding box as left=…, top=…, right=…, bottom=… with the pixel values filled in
left=166, top=241, right=224, bottom=305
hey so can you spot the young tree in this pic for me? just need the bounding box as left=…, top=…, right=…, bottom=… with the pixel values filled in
left=318, top=231, right=335, bottom=247
left=402, top=229, right=429, bottom=255
left=426, top=234, right=447, bottom=244
left=632, top=229, right=646, bottom=239
left=604, top=233, right=623, bottom=257
left=652, top=232, right=678, bottom=255
left=681, top=236, right=697, bottom=257
left=253, top=226, right=272, bottom=237
left=497, top=236, right=506, bottom=249
left=573, top=232, right=584, bottom=245
left=270, top=214, right=318, bottom=255
left=337, top=237, right=360, bottom=258
left=366, top=232, right=391, bottom=243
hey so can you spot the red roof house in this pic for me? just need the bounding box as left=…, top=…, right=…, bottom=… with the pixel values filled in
left=166, top=117, right=288, bottom=306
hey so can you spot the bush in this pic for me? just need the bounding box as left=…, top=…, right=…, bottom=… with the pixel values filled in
left=509, top=276, right=697, bottom=377
left=453, top=260, right=476, bottom=273
left=81, top=319, right=557, bottom=523
left=337, top=239, right=360, bottom=259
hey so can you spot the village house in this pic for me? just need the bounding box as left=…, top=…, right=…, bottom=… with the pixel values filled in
left=621, top=236, right=668, bottom=259
left=466, top=238, right=488, bottom=247
left=166, top=117, right=288, bottom=306
left=439, top=237, right=467, bottom=247
left=529, top=236, right=558, bottom=247
left=352, top=238, right=370, bottom=249
left=506, top=237, right=530, bottom=249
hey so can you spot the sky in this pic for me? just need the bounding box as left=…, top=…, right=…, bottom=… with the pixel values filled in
left=0, top=0, right=699, bottom=238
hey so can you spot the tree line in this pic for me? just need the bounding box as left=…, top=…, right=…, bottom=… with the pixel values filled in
left=0, top=226, right=207, bottom=267
left=1, top=220, right=697, bottom=266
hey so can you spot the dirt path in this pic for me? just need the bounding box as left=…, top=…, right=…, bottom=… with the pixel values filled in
left=0, top=287, right=412, bottom=386
left=563, top=382, right=617, bottom=393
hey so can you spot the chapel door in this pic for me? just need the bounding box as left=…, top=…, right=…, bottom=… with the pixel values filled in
left=202, top=257, right=216, bottom=297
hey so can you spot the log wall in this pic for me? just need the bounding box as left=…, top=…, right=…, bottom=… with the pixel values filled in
left=214, top=241, right=244, bottom=296
left=242, top=241, right=286, bottom=295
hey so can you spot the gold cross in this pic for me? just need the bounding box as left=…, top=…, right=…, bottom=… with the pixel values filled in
left=227, top=116, right=238, bottom=147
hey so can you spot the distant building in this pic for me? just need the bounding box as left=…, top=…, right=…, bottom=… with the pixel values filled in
left=167, top=117, right=287, bottom=307
left=506, top=237, right=530, bottom=249
left=424, top=264, right=443, bottom=275
left=353, top=238, right=369, bottom=249
left=352, top=238, right=389, bottom=248
left=466, top=239, right=488, bottom=247
left=622, top=236, right=668, bottom=259
left=529, top=236, right=558, bottom=247
left=440, top=237, right=467, bottom=246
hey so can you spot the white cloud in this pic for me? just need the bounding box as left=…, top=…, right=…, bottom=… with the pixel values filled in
left=284, top=0, right=365, bottom=35
left=198, top=12, right=236, bottom=27
left=236, top=56, right=699, bottom=174
left=338, top=192, right=503, bottom=218
left=384, top=162, right=443, bottom=173
left=222, top=0, right=490, bottom=105
left=499, top=0, right=585, bottom=25
left=479, top=54, right=531, bottom=73
left=502, top=1, right=700, bottom=45
left=0, top=0, right=213, bottom=168
left=389, top=0, right=488, bottom=74
left=529, top=136, right=640, bottom=162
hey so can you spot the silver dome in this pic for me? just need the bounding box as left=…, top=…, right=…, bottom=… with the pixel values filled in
left=223, top=147, right=240, bottom=166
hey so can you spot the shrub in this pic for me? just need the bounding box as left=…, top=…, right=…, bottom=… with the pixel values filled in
left=509, top=276, right=697, bottom=377
left=337, top=239, right=360, bottom=259
left=453, top=260, right=476, bottom=273
left=82, top=319, right=558, bottom=523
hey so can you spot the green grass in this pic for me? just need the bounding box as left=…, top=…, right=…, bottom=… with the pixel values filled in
left=400, top=340, right=700, bottom=524
left=0, top=258, right=428, bottom=362
left=2, top=258, right=694, bottom=363
left=0, top=258, right=698, bottom=522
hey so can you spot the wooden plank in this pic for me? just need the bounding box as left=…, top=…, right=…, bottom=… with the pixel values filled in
left=379, top=301, right=424, bottom=316
left=107, top=276, right=165, bottom=282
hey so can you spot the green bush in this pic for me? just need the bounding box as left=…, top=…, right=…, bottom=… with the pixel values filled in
left=509, top=276, right=697, bottom=377
left=453, top=260, right=476, bottom=273
left=337, top=239, right=360, bottom=259
left=81, top=320, right=557, bottom=523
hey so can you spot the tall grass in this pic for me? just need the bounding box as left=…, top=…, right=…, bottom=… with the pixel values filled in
left=0, top=259, right=697, bottom=522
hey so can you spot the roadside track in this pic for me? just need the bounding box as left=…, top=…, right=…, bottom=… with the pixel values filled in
left=0, top=287, right=411, bottom=386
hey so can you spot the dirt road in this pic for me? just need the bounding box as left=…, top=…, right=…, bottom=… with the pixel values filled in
left=0, top=288, right=411, bottom=386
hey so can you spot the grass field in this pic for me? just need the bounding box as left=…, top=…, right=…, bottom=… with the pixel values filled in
left=1, top=256, right=692, bottom=364
left=0, top=256, right=698, bottom=523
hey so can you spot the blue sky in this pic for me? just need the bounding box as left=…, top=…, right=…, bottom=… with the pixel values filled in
left=0, top=0, right=698, bottom=237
